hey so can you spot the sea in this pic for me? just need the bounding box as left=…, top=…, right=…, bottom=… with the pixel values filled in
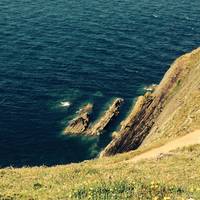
left=0, top=0, right=200, bottom=167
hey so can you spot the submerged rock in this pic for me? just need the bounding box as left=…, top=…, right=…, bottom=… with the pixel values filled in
left=88, top=98, right=124, bottom=136
left=64, top=103, right=93, bottom=134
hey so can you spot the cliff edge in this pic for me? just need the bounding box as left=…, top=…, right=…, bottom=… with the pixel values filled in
left=101, top=47, right=200, bottom=157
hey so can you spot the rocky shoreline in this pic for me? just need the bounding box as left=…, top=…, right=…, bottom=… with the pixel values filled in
left=63, top=47, right=200, bottom=158
left=100, top=47, right=200, bottom=157
left=100, top=92, right=155, bottom=157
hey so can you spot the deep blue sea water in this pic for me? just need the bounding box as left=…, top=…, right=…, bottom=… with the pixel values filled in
left=0, top=0, right=200, bottom=167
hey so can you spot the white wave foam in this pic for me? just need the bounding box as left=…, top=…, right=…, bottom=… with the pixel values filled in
left=60, top=101, right=71, bottom=107
left=152, top=14, right=158, bottom=18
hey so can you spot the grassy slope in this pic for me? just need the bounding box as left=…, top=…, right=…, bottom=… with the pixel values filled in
left=1, top=144, right=200, bottom=200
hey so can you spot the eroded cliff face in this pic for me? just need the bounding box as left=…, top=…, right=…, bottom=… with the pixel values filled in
left=101, top=47, right=200, bottom=157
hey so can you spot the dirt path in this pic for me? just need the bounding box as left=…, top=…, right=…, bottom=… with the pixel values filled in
left=129, top=130, right=200, bottom=163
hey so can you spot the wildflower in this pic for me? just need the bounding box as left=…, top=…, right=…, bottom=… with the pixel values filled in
left=154, top=184, right=159, bottom=189
left=190, top=187, right=194, bottom=192
left=153, top=197, right=159, bottom=200
left=151, top=185, right=155, bottom=189
left=163, top=197, right=171, bottom=200
left=151, top=181, right=155, bottom=185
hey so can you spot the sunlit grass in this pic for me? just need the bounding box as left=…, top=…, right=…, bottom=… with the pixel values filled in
left=0, top=145, right=200, bottom=199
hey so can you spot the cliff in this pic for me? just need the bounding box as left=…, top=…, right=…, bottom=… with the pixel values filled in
left=101, top=47, right=200, bottom=157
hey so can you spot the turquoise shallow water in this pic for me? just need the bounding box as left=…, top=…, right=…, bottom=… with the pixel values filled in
left=0, top=0, right=200, bottom=167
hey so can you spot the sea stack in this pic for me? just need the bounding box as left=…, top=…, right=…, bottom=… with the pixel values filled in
left=64, top=98, right=124, bottom=136
left=88, top=98, right=124, bottom=136
left=64, top=103, right=93, bottom=134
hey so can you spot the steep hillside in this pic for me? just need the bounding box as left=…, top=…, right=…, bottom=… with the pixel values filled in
left=143, top=48, right=200, bottom=146
left=1, top=144, right=200, bottom=199
left=101, top=48, right=200, bottom=157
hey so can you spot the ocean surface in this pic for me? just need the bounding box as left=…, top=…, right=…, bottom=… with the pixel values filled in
left=0, top=0, right=200, bottom=167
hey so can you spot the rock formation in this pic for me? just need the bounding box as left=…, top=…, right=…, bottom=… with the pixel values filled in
left=100, top=47, right=200, bottom=157
left=64, top=98, right=124, bottom=136
left=64, top=103, right=93, bottom=134
left=88, top=98, right=124, bottom=135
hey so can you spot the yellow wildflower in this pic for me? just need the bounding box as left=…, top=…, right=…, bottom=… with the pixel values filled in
left=190, top=187, right=194, bottom=192
left=154, top=184, right=159, bottom=189
left=151, top=181, right=155, bottom=185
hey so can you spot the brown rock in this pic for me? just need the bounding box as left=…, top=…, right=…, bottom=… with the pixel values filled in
left=87, top=98, right=124, bottom=136
left=64, top=103, right=93, bottom=134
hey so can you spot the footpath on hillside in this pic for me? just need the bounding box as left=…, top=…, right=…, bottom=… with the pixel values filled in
left=129, top=130, right=200, bottom=163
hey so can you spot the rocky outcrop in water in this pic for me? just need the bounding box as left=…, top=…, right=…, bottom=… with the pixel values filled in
left=64, top=98, right=124, bottom=136
left=100, top=47, right=200, bottom=157
left=88, top=98, right=124, bottom=135
left=100, top=93, right=155, bottom=157
left=64, top=104, right=93, bottom=134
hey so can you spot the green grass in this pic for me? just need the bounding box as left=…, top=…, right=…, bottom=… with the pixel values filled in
left=0, top=145, right=200, bottom=200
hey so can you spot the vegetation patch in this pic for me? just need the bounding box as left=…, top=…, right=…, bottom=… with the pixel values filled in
left=69, top=180, right=188, bottom=200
